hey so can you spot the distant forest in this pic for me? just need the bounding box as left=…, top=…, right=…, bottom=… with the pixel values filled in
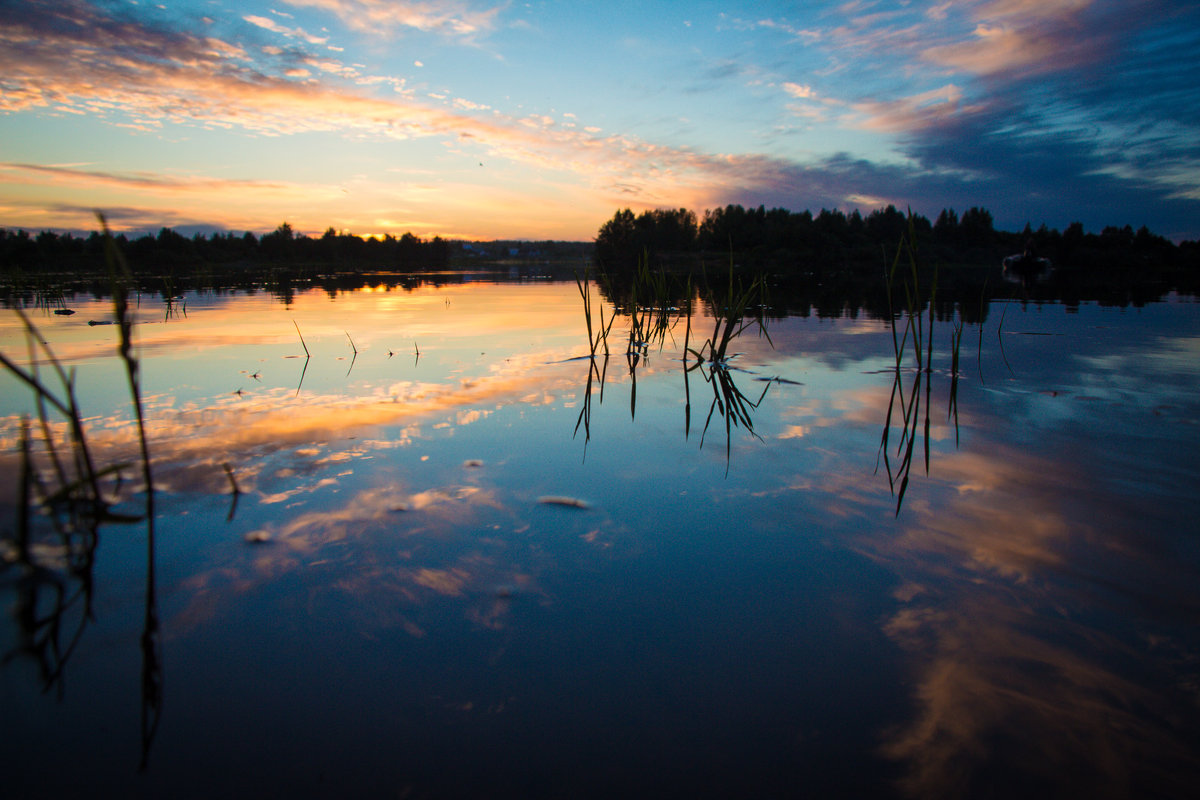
left=2, top=206, right=1197, bottom=310
left=589, top=204, right=1200, bottom=309
left=594, top=204, right=1200, bottom=273
left=0, top=222, right=453, bottom=274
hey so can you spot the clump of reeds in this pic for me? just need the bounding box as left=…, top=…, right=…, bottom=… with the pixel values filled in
left=571, top=253, right=774, bottom=473
left=876, top=210, right=967, bottom=514
left=573, top=268, right=615, bottom=452
left=686, top=259, right=771, bottom=367
left=682, top=259, right=773, bottom=474
left=625, top=254, right=677, bottom=358
left=575, top=268, right=615, bottom=359
left=0, top=213, right=162, bottom=765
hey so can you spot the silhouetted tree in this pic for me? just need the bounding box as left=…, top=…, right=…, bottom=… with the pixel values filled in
left=959, top=207, right=995, bottom=248
left=259, top=221, right=296, bottom=261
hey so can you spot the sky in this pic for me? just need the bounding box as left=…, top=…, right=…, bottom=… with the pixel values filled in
left=1, top=0, right=1198, bottom=242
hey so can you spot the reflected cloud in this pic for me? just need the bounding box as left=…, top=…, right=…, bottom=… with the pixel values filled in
left=173, top=480, right=541, bottom=640
left=854, top=440, right=1200, bottom=796
left=879, top=595, right=1183, bottom=798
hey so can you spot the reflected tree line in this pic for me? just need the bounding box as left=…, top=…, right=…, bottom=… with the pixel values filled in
left=6, top=204, right=1197, bottom=312
left=0, top=222, right=602, bottom=310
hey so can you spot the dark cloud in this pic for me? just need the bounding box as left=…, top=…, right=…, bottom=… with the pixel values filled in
left=726, top=1, right=1200, bottom=240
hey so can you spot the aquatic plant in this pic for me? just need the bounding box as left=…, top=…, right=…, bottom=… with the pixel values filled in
left=686, top=260, right=771, bottom=367
left=291, top=321, right=311, bottom=394
left=97, top=213, right=163, bottom=770
left=687, top=355, right=770, bottom=476
left=572, top=268, right=615, bottom=454
left=0, top=214, right=162, bottom=768
left=575, top=268, right=615, bottom=359
left=572, top=255, right=776, bottom=473
left=877, top=211, right=969, bottom=514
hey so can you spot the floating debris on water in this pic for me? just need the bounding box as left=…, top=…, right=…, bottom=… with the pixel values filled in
left=537, top=495, right=590, bottom=509
left=53, top=308, right=75, bottom=316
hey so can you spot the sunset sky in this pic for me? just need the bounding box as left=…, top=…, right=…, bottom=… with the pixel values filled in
left=2, top=0, right=1198, bottom=241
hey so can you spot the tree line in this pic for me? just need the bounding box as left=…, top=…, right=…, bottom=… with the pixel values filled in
left=0, top=222, right=451, bottom=275
left=593, top=204, right=1199, bottom=275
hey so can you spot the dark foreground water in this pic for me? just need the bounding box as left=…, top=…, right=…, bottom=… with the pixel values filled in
left=2, top=275, right=1198, bottom=798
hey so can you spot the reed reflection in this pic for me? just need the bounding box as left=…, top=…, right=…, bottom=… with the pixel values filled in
left=574, top=262, right=777, bottom=472
left=877, top=225, right=969, bottom=515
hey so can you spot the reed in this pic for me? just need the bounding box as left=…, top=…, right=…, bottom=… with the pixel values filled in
left=96, top=213, right=162, bottom=768
left=572, top=353, right=609, bottom=460
left=571, top=254, right=773, bottom=471
left=345, top=331, right=359, bottom=375
left=0, top=215, right=162, bottom=763
left=689, top=355, right=770, bottom=476
left=686, top=259, right=771, bottom=367
left=575, top=268, right=616, bottom=358
left=0, top=310, right=114, bottom=525
left=293, top=320, right=310, bottom=357
left=223, top=462, right=243, bottom=522
left=878, top=213, right=935, bottom=515
left=875, top=210, right=982, bottom=515
left=572, top=267, right=616, bottom=455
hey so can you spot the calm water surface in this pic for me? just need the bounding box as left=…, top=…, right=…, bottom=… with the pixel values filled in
left=2, top=276, right=1198, bottom=798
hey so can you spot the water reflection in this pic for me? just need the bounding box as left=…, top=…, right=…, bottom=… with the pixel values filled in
left=574, top=265, right=778, bottom=472
left=871, top=442, right=1200, bottom=796
left=685, top=358, right=770, bottom=474
left=2, top=280, right=1198, bottom=797
left=1, top=300, right=163, bottom=770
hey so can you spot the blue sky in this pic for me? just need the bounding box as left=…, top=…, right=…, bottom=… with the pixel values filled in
left=1, top=0, right=1198, bottom=241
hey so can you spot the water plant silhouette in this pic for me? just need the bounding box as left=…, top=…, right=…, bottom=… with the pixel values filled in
left=686, top=356, right=770, bottom=476
left=571, top=258, right=773, bottom=473
left=686, top=261, right=771, bottom=367
left=223, top=462, right=243, bottom=522
left=571, top=269, right=615, bottom=458
left=876, top=212, right=967, bottom=515
left=291, top=320, right=311, bottom=394
left=683, top=264, right=772, bottom=473
left=0, top=214, right=163, bottom=768
left=98, top=212, right=162, bottom=771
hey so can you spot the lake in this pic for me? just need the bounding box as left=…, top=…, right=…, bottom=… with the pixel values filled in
left=2, top=268, right=1199, bottom=798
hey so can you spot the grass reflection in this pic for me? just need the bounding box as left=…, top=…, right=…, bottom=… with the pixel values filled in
left=686, top=356, right=770, bottom=476
left=878, top=215, right=967, bottom=515
left=573, top=259, right=776, bottom=473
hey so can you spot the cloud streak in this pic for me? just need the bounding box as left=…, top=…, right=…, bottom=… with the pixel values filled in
left=282, top=0, right=505, bottom=39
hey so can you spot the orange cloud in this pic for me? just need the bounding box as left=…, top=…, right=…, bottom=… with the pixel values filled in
left=282, top=0, right=505, bottom=39
left=852, top=84, right=985, bottom=133
left=921, top=0, right=1100, bottom=77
